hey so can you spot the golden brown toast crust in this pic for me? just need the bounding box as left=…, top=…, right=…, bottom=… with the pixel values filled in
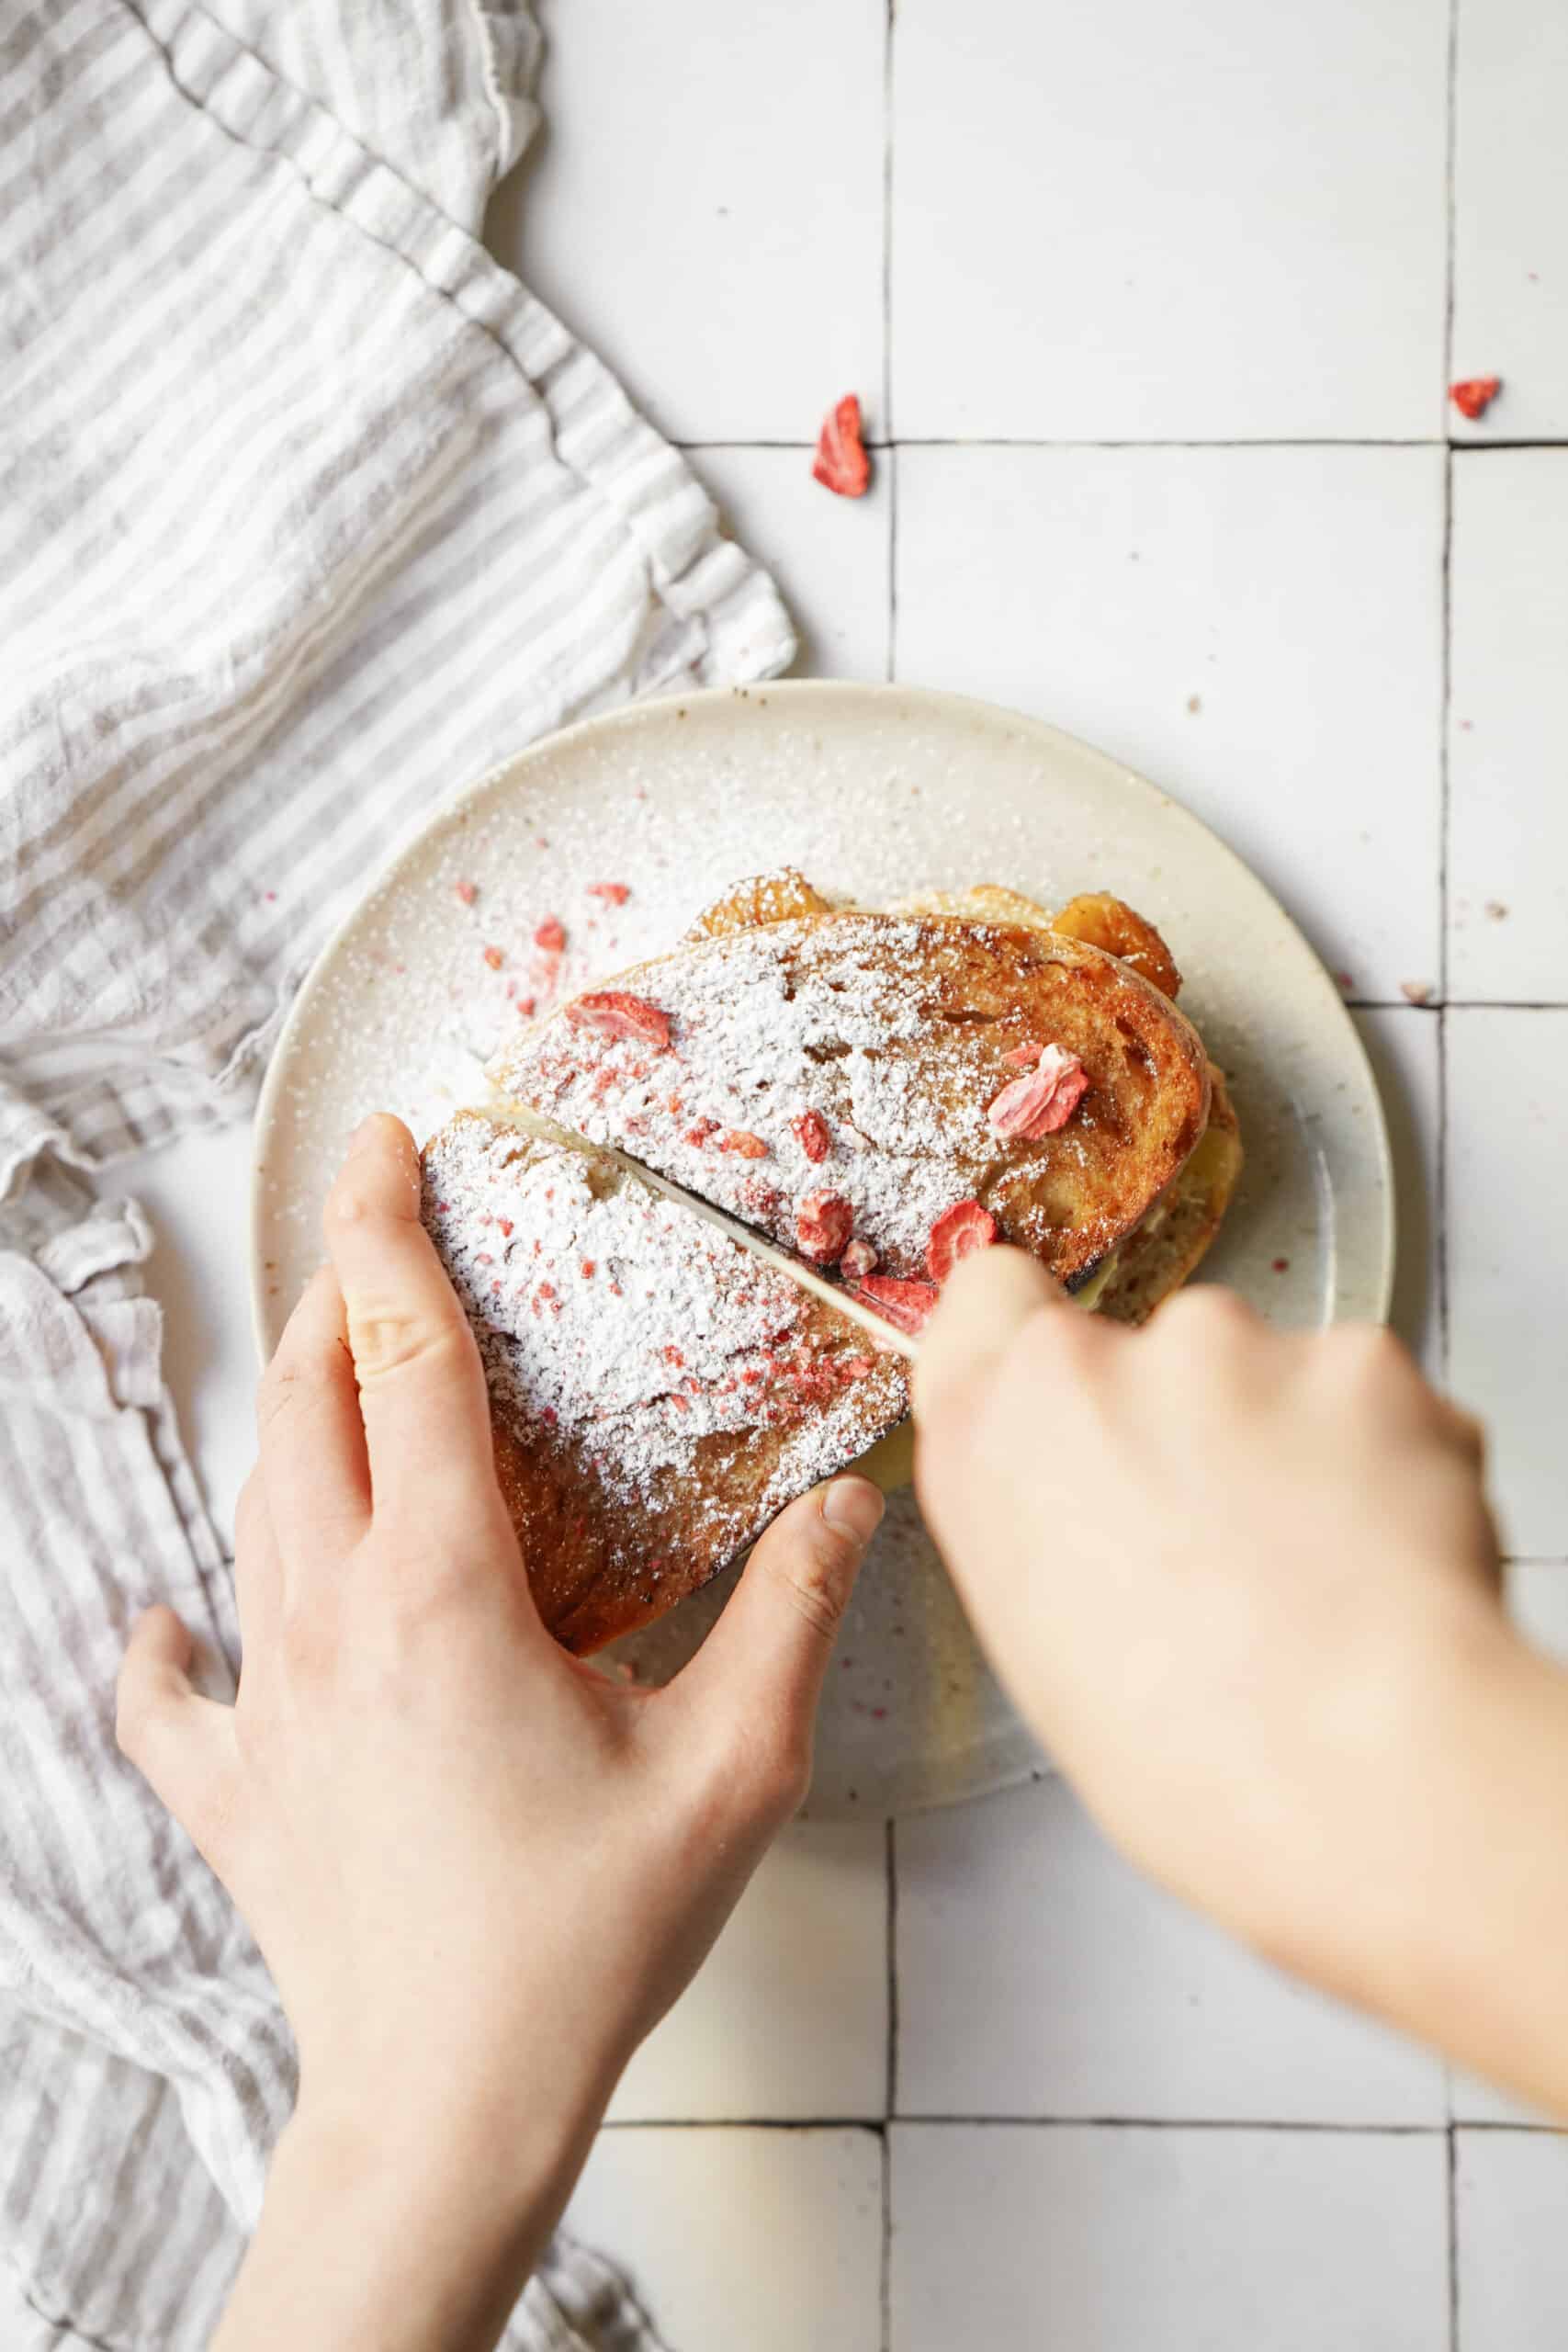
left=1098, top=1066, right=1243, bottom=1324
left=423, top=1114, right=908, bottom=1653
left=685, top=866, right=832, bottom=941
left=490, top=912, right=1211, bottom=1293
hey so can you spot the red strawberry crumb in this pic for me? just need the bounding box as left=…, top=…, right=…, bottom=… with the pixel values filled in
left=482, top=944, right=504, bottom=970
left=1450, top=377, right=1502, bottom=421
left=669, top=1393, right=690, bottom=1413
left=1272, top=1257, right=1290, bottom=1273
left=455, top=880, right=478, bottom=906
left=567, top=989, right=671, bottom=1048
left=537, top=1281, right=556, bottom=1301
left=497, top=1219, right=513, bottom=1238
left=987, top=1044, right=1089, bottom=1139
left=534, top=916, right=566, bottom=953
left=741, top=1367, right=764, bottom=1385
left=609, top=1281, right=622, bottom=1297
left=795, top=1191, right=854, bottom=1264
left=812, top=392, right=871, bottom=498
left=840, top=1238, right=877, bottom=1281
left=854, top=1275, right=940, bottom=1337
left=541, top=1407, right=558, bottom=1429
left=718, top=1129, right=769, bottom=1159
left=1400, top=980, right=1433, bottom=1006
left=516, top=996, right=536, bottom=1018
left=684, top=1119, right=720, bottom=1147
left=589, top=882, right=631, bottom=905
left=662, top=1345, right=684, bottom=1367
left=791, top=1110, right=831, bottom=1162
left=927, top=1200, right=998, bottom=1283
left=844, top=1357, right=875, bottom=1377
left=580, top=1260, right=596, bottom=1278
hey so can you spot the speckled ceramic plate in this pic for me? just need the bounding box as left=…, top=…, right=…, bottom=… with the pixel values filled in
left=253, top=682, right=1393, bottom=1817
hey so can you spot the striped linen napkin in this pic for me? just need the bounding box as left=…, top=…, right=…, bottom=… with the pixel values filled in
left=0, top=4, right=793, bottom=2343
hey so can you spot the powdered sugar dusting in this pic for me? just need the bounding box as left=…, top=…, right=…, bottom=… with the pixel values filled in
left=423, top=1116, right=908, bottom=1539
left=491, top=916, right=1017, bottom=1281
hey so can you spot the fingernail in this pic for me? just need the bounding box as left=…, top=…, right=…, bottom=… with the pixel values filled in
left=822, top=1476, right=886, bottom=1546
left=344, top=1114, right=381, bottom=1158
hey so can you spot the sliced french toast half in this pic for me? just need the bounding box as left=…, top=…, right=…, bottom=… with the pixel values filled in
left=487, top=910, right=1212, bottom=1311
left=893, top=879, right=1241, bottom=1322
left=422, top=1113, right=909, bottom=1654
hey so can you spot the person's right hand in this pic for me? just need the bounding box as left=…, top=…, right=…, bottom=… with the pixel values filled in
left=912, top=1255, right=1568, bottom=2111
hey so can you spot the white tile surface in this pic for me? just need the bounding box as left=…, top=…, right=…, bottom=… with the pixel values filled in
left=118, top=1123, right=260, bottom=1553
left=1455, top=2129, right=1568, bottom=2350
left=1353, top=1007, right=1441, bottom=1374
left=1451, top=1567, right=1568, bottom=2122
left=894, top=444, right=1445, bottom=1001
left=490, top=0, right=886, bottom=444
left=1448, top=451, right=1568, bottom=1000
left=610, top=1820, right=887, bottom=2122
left=686, top=446, right=891, bottom=682
left=1452, top=0, right=1568, bottom=444
left=896, top=1779, right=1445, bottom=2124
left=890, top=2123, right=1449, bottom=2351
left=890, top=0, right=1449, bottom=441
left=1447, top=1010, right=1568, bottom=1557
left=567, top=2126, right=883, bottom=2352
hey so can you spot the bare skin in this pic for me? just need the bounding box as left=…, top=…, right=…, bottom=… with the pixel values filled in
left=916, top=1250, right=1568, bottom=2117
left=118, top=1124, right=1564, bottom=2350
left=117, top=1115, right=886, bottom=2352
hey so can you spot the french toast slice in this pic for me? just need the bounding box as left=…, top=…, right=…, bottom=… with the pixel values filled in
left=1096, top=1067, right=1243, bottom=1325
left=488, top=912, right=1212, bottom=1300
left=891, top=879, right=1239, bottom=1320
left=422, top=1113, right=909, bottom=1654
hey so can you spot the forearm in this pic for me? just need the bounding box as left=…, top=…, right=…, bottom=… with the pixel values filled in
left=1341, top=1623, right=1568, bottom=2119
left=213, top=2079, right=608, bottom=2352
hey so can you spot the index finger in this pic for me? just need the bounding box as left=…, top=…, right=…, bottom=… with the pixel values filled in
left=323, top=1114, right=498, bottom=1523
left=914, top=1243, right=1076, bottom=1430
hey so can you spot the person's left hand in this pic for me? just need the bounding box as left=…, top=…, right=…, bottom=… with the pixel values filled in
left=117, top=1114, right=885, bottom=2352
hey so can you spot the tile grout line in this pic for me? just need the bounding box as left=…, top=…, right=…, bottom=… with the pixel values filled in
left=881, top=0, right=896, bottom=442
left=672, top=436, right=1568, bottom=454
left=599, top=2115, right=1474, bottom=2133
left=1448, top=2125, right=1462, bottom=2352
left=1441, top=1, right=1461, bottom=2324
left=879, top=2121, right=893, bottom=2352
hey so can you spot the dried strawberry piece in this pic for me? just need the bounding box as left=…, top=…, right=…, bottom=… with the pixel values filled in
left=1001, top=1039, right=1043, bottom=1069
left=840, top=1238, right=877, bottom=1281
left=795, top=1190, right=854, bottom=1264
left=455, top=879, right=478, bottom=906
left=683, top=1117, right=720, bottom=1147
left=516, top=996, right=536, bottom=1018
left=927, top=1200, right=998, bottom=1283
left=718, top=1128, right=769, bottom=1159
left=853, top=1274, right=939, bottom=1337
left=534, top=916, right=566, bottom=953
left=812, top=393, right=871, bottom=498
left=566, top=989, right=671, bottom=1048
left=1450, top=376, right=1501, bottom=421
left=987, top=1042, right=1089, bottom=1139
left=589, top=882, right=630, bottom=906
left=792, top=1109, right=831, bottom=1162
left=482, top=944, right=504, bottom=971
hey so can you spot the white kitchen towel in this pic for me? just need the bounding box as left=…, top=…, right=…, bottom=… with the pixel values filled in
left=0, top=2, right=794, bottom=2342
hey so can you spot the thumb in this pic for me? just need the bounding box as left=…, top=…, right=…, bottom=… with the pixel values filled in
left=672, top=1477, right=886, bottom=1780
left=117, top=1606, right=242, bottom=1865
